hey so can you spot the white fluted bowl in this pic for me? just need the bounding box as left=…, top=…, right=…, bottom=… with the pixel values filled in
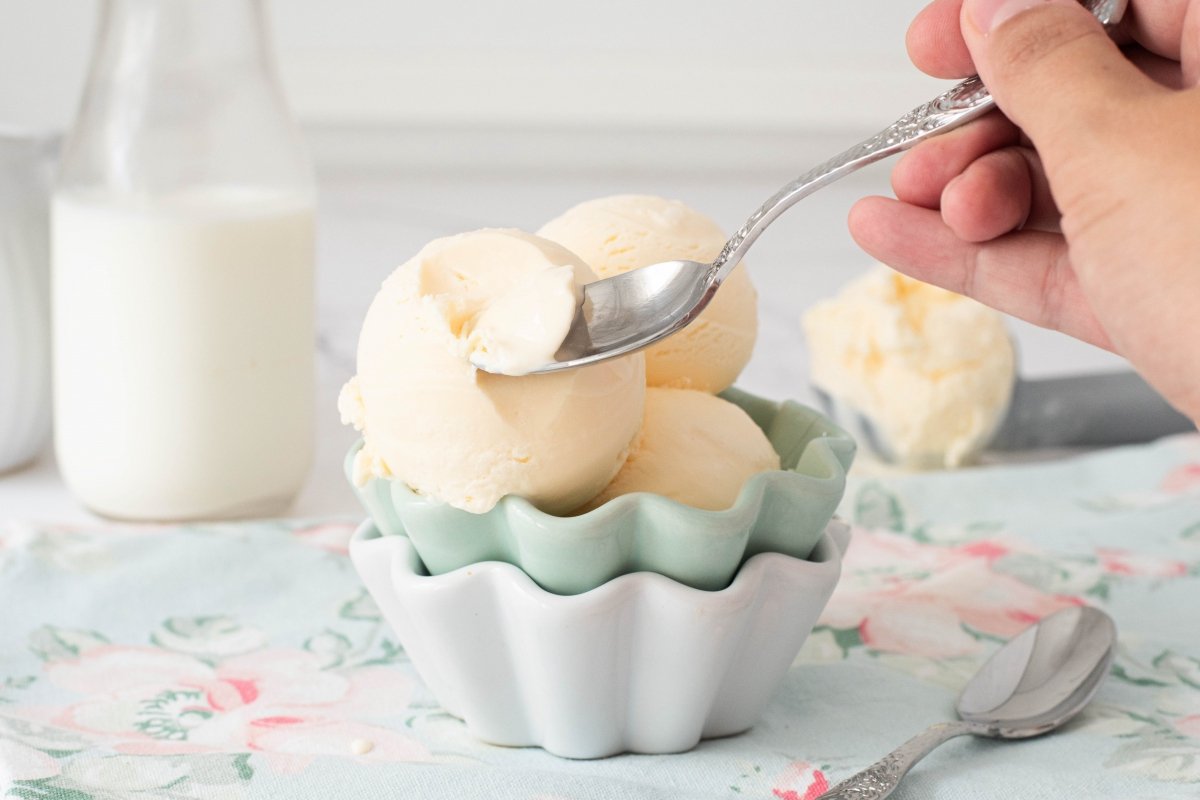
left=350, top=517, right=850, bottom=759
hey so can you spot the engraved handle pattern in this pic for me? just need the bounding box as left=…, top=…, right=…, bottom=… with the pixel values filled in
left=801, top=77, right=992, bottom=187
left=710, top=77, right=993, bottom=281
left=816, top=721, right=979, bottom=800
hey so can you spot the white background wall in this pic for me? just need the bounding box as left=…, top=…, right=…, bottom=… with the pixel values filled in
left=4, top=0, right=939, bottom=137
left=0, top=0, right=1135, bottom=519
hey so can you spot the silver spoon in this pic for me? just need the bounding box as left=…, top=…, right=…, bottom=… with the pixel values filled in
left=815, top=605, right=1117, bottom=800
left=496, top=0, right=1127, bottom=376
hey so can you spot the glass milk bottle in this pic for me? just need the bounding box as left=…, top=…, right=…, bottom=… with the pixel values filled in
left=53, top=0, right=315, bottom=520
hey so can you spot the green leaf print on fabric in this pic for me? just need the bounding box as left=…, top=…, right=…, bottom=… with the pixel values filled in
left=0, top=716, right=90, bottom=757
left=10, top=753, right=257, bottom=799
left=28, top=627, right=108, bottom=663
left=9, top=779, right=93, bottom=800
left=1106, top=732, right=1200, bottom=782
left=231, top=752, right=253, bottom=781
left=360, top=638, right=407, bottom=667
left=1082, top=648, right=1200, bottom=782
left=828, top=627, right=863, bottom=655
left=1153, top=652, right=1200, bottom=692
left=339, top=589, right=381, bottom=622
left=1, top=675, right=36, bottom=704
left=151, top=616, right=267, bottom=660
left=1112, top=663, right=1173, bottom=689
left=7, top=622, right=430, bottom=771
left=304, top=629, right=354, bottom=669
left=135, top=687, right=211, bottom=740
left=853, top=482, right=907, bottom=532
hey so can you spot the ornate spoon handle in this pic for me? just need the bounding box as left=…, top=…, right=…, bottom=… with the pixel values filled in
left=816, top=721, right=981, bottom=800
left=708, top=0, right=1124, bottom=283
left=710, top=76, right=994, bottom=282
left=820, top=719, right=979, bottom=800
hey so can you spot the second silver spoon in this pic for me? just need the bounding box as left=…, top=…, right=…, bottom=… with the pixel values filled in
left=816, top=605, right=1117, bottom=800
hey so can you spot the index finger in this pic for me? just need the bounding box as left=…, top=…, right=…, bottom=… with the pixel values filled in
left=906, top=0, right=973, bottom=78
left=905, top=0, right=1189, bottom=78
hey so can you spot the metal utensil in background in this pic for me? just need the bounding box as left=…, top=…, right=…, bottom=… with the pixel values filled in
left=991, top=371, right=1193, bottom=451
left=0, top=130, right=55, bottom=474
left=817, top=606, right=1117, bottom=800
left=817, top=370, right=1195, bottom=466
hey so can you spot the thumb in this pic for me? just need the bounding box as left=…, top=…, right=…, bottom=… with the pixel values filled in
left=960, top=0, right=1154, bottom=167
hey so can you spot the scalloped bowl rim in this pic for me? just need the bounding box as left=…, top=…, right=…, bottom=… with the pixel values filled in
left=345, top=390, right=855, bottom=524
left=347, top=440, right=848, bottom=523
left=346, top=388, right=857, bottom=594
left=354, top=516, right=851, bottom=605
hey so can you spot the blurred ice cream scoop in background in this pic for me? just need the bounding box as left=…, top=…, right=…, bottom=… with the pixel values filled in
left=803, top=265, right=1016, bottom=468
left=805, top=265, right=1194, bottom=468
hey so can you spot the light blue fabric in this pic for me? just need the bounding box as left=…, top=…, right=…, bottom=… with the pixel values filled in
left=3, top=435, right=1199, bottom=798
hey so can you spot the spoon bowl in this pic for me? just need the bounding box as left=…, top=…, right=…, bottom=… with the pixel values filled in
left=552, top=259, right=713, bottom=370
left=956, top=605, right=1116, bottom=737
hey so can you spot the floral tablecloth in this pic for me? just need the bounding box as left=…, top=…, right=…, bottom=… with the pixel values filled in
left=3, top=435, right=1200, bottom=799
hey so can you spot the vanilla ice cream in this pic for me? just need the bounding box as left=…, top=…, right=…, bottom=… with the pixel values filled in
left=539, top=195, right=757, bottom=393
left=802, top=265, right=1016, bottom=468
left=465, top=261, right=579, bottom=376
left=575, top=387, right=780, bottom=513
left=340, top=229, right=646, bottom=514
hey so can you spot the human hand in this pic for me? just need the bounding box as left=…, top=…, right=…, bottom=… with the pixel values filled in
left=848, top=0, right=1200, bottom=421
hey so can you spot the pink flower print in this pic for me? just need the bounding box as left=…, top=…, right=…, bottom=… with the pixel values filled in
left=1155, top=681, right=1200, bottom=741
left=954, top=540, right=1010, bottom=562
left=853, top=593, right=979, bottom=658
left=1096, top=549, right=1187, bottom=578
left=291, top=522, right=356, bottom=554
left=823, top=529, right=1081, bottom=659
left=772, top=760, right=829, bottom=800
left=1176, top=715, right=1200, bottom=738
left=832, top=527, right=950, bottom=574
left=247, top=718, right=428, bottom=768
left=926, top=560, right=1081, bottom=639
left=42, top=645, right=428, bottom=767
left=1160, top=463, right=1200, bottom=494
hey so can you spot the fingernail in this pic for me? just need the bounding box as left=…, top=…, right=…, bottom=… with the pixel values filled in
left=968, top=0, right=1056, bottom=33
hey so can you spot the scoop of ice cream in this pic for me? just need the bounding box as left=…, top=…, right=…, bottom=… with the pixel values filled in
left=575, top=387, right=780, bottom=513
left=538, top=195, right=757, bottom=393
left=802, top=265, right=1016, bottom=468
left=341, top=228, right=646, bottom=514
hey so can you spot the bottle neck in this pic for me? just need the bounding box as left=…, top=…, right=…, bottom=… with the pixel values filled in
left=93, top=0, right=272, bottom=77
left=59, top=0, right=311, bottom=197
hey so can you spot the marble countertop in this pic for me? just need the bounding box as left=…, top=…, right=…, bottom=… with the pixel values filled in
left=0, top=157, right=1129, bottom=523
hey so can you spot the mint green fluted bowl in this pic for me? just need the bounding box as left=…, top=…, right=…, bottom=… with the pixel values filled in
left=347, top=387, right=855, bottom=595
